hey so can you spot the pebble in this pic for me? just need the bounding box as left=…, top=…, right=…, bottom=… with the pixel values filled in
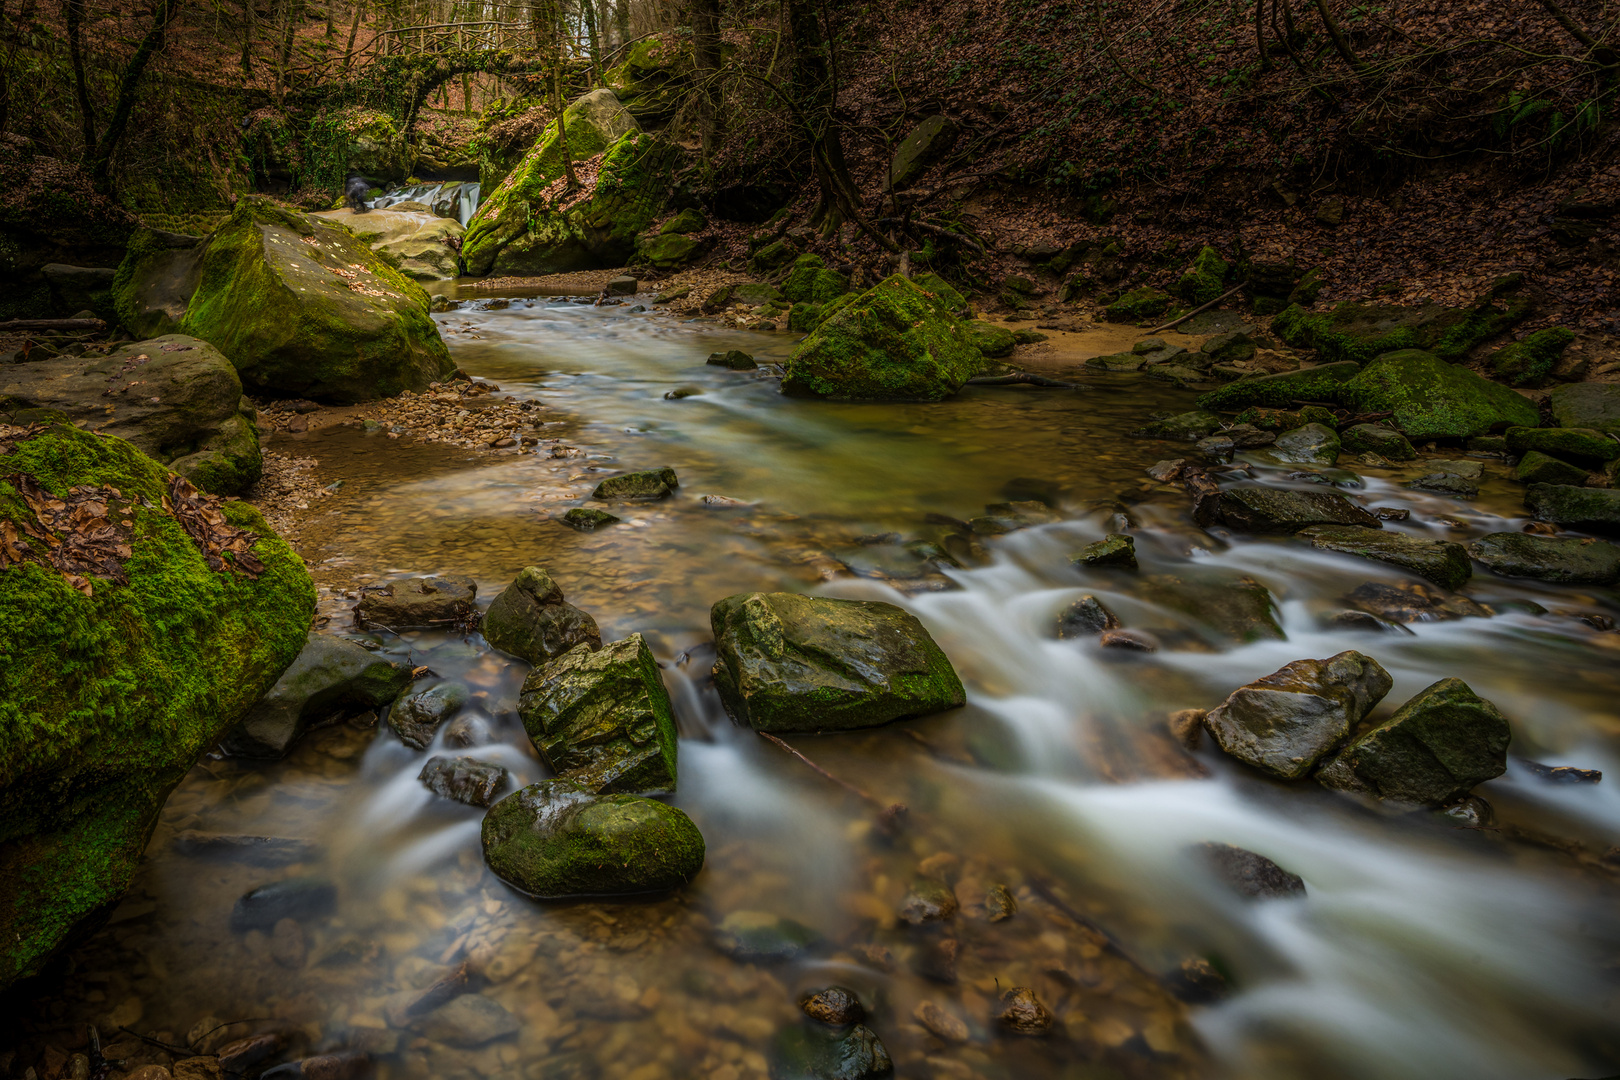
left=800, top=986, right=865, bottom=1026
left=913, top=1001, right=970, bottom=1043
left=996, top=987, right=1053, bottom=1035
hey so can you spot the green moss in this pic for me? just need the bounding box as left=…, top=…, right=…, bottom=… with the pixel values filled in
left=1274, top=291, right=1533, bottom=366
left=968, top=321, right=1017, bottom=359
left=1488, top=328, right=1574, bottom=388
left=1197, top=362, right=1361, bottom=412
left=911, top=272, right=966, bottom=311
left=1105, top=286, right=1173, bottom=323
left=750, top=239, right=797, bottom=275
left=787, top=302, right=821, bottom=333
left=1341, top=349, right=1539, bottom=439
left=660, top=208, right=707, bottom=235
left=636, top=231, right=700, bottom=269
left=1505, top=426, right=1619, bottom=463
left=1177, top=246, right=1229, bottom=305
left=781, top=255, right=851, bottom=305
left=0, top=425, right=313, bottom=987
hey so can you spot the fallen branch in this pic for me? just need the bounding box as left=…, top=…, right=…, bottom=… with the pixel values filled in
left=874, top=216, right=988, bottom=254
left=758, top=731, right=900, bottom=819
left=1146, top=283, right=1248, bottom=334
left=965, top=372, right=1079, bottom=388
left=0, top=318, right=106, bottom=332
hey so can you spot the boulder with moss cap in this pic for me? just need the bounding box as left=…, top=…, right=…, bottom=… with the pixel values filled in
left=0, top=424, right=314, bottom=989
left=1205, top=651, right=1393, bottom=779
left=482, top=566, right=602, bottom=666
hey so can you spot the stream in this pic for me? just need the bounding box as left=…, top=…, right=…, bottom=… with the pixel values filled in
left=18, top=295, right=1620, bottom=1080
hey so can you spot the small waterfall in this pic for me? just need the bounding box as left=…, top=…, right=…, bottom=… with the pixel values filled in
left=367, top=181, right=481, bottom=225
left=457, top=183, right=481, bottom=227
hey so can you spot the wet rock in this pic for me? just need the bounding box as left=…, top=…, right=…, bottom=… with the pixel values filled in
left=1168, top=709, right=1209, bottom=750
left=996, top=987, right=1053, bottom=1035
left=770, top=1023, right=894, bottom=1080
left=404, top=994, right=519, bottom=1047
left=1300, top=525, right=1473, bottom=590
left=1073, top=533, right=1136, bottom=569
left=222, top=632, right=412, bottom=758
left=562, top=507, right=620, bottom=529
left=1196, top=362, right=1362, bottom=412
left=1340, top=423, right=1417, bottom=461
left=1342, top=349, right=1540, bottom=439
left=1199, top=842, right=1306, bottom=899
left=592, top=467, right=678, bottom=500
left=1139, top=574, right=1285, bottom=643
left=1323, top=609, right=1412, bottom=634
left=1318, top=678, right=1512, bottom=806
left=1215, top=487, right=1381, bottom=533
left=1271, top=423, right=1340, bottom=465
left=171, top=831, right=320, bottom=865
left=1132, top=410, right=1224, bottom=442
left=1195, top=434, right=1235, bottom=461
left=1224, top=423, right=1278, bottom=449
left=1514, top=450, right=1588, bottom=487
left=1055, top=595, right=1121, bottom=638
left=1549, top=382, right=1620, bottom=437
left=910, top=937, right=959, bottom=983
left=481, top=566, right=602, bottom=666
left=706, top=350, right=757, bottom=370
left=442, top=713, right=491, bottom=747
left=270, top=917, right=306, bottom=968
left=172, top=1059, right=223, bottom=1080
left=388, top=682, right=470, bottom=749
left=1086, top=351, right=1144, bottom=373
left=801, top=987, right=865, bottom=1026
left=967, top=499, right=1063, bottom=534
left=418, top=756, right=507, bottom=807
left=899, top=879, right=959, bottom=924
left=1442, top=795, right=1495, bottom=827
left=518, top=633, right=678, bottom=794
left=1525, top=484, right=1620, bottom=532
left=983, top=883, right=1017, bottom=921
left=1204, top=651, right=1392, bottom=779
left=1167, top=957, right=1228, bottom=1003
left=710, top=592, right=965, bottom=732
left=1406, top=458, right=1482, bottom=498
left=1468, top=532, right=1620, bottom=585
left=1507, top=430, right=1619, bottom=469
left=216, top=1033, right=284, bottom=1074
left=230, top=876, right=337, bottom=931
left=1521, top=760, right=1602, bottom=784
left=1097, top=628, right=1159, bottom=652
left=663, top=385, right=703, bottom=400
left=355, top=577, right=476, bottom=630
left=913, top=1000, right=970, bottom=1043
left=481, top=779, right=704, bottom=897
left=1345, top=581, right=1489, bottom=623
left=713, top=911, right=822, bottom=960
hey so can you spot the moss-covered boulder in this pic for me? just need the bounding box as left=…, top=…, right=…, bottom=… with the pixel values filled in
left=0, top=335, right=261, bottom=495
left=1505, top=426, right=1619, bottom=464
left=1195, top=362, right=1361, bottom=412
left=1300, top=525, right=1472, bottom=590
left=1515, top=450, right=1586, bottom=486
left=1317, top=679, right=1510, bottom=806
left=1272, top=285, right=1531, bottom=365
left=886, top=115, right=959, bottom=190
left=1176, top=246, right=1228, bottom=306
left=1104, top=286, right=1173, bottom=323
left=710, top=592, right=964, bottom=732
left=604, top=35, right=691, bottom=124
left=112, top=228, right=204, bottom=339
left=179, top=197, right=453, bottom=403
left=781, top=255, right=851, bottom=305
left=1132, top=410, right=1224, bottom=442
left=482, top=566, right=602, bottom=666
left=481, top=779, right=704, bottom=898
left=517, top=634, right=678, bottom=795
left=636, top=231, right=701, bottom=269
left=1341, top=423, right=1416, bottom=461
left=911, top=271, right=966, bottom=312
left=967, top=321, right=1016, bottom=360
left=1340, top=350, right=1538, bottom=439
left=1215, top=487, right=1381, bottom=533
left=782, top=276, right=983, bottom=401
left=1549, top=383, right=1620, bottom=437
left=1468, top=532, right=1620, bottom=585
left=0, top=424, right=314, bottom=989
left=463, top=91, right=682, bottom=277
left=1524, top=484, right=1620, bottom=531
left=1488, top=328, right=1574, bottom=388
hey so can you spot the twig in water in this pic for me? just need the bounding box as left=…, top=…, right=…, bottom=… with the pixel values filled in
left=965, top=373, right=1079, bottom=388
left=758, top=732, right=906, bottom=828
left=1146, top=283, right=1249, bottom=334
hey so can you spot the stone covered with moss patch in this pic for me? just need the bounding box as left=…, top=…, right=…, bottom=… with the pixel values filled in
left=0, top=425, right=314, bottom=989
left=1341, top=349, right=1538, bottom=439
left=1488, top=328, right=1574, bottom=388
left=603, top=36, right=692, bottom=124
left=782, top=275, right=983, bottom=401
left=1196, top=362, right=1361, bottom=412
left=1272, top=285, right=1531, bottom=365
left=710, top=591, right=965, bottom=732
left=112, top=228, right=204, bottom=339
left=1104, top=286, right=1173, bottom=323
left=483, top=566, right=602, bottom=666
left=967, top=321, right=1016, bottom=360
left=781, top=254, right=851, bottom=306
left=481, top=778, right=704, bottom=898
left=911, top=272, right=966, bottom=312
left=636, top=232, right=701, bottom=270
left=1176, top=246, right=1229, bottom=306
left=180, top=197, right=453, bottom=403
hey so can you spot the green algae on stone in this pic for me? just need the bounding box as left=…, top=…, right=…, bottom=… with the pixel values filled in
left=1216, top=487, right=1381, bottom=533
left=1195, top=362, right=1360, bottom=412
left=1104, top=286, right=1173, bottom=323
left=482, top=566, right=602, bottom=667
left=180, top=197, right=453, bottom=403
left=593, top=468, right=677, bottom=500
left=707, top=350, right=757, bottom=370
left=1132, top=410, right=1224, bottom=442
left=112, top=227, right=204, bottom=339
left=0, top=424, right=313, bottom=989
left=911, top=272, right=966, bottom=312
left=1300, top=525, right=1472, bottom=590
left=1549, top=383, right=1620, bottom=437
left=782, top=276, right=983, bottom=402
left=710, top=592, right=965, bottom=732
left=1468, top=532, right=1620, bottom=585
left=1524, top=483, right=1620, bottom=530
left=481, top=779, right=704, bottom=898
left=660, top=208, right=707, bottom=235
left=636, top=232, right=700, bottom=269
left=1341, top=350, right=1539, bottom=439
left=1176, top=246, right=1229, bottom=306
left=1505, top=426, right=1619, bottom=464
left=1515, top=450, right=1588, bottom=487
left=518, top=634, right=678, bottom=795
left=1270, top=423, right=1340, bottom=466
left=967, top=321, right=1016, bottom=360
left=782, top=254, right=852, bottom=306
left=1488, top=327, right=1574, bottom=388
left=562, top=507, right=620, bottom=530
left=1073, top=533, right=1137, bottom=569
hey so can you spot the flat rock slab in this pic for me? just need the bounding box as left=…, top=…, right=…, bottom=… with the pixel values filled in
left=1215, top=486, right=1381, bottom=533
left=1525, top=484, right=1620, bottom=532
left=1131, top=410, right=1224, bottom=442
left=1345, top=581, right=1489, bottom=623
left=1300, top=525, right=1472, bottom=590
left=710, top=592, right=965, bottom=732
left=1468, top=532, right=1620, bottom=585
left=356, top=577, right=477, bottom=629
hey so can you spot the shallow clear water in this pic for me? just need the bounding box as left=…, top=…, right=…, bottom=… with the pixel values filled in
left=14, top=299, right=1620, bottom=1080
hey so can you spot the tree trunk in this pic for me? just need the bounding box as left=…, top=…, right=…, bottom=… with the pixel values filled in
left=65, top=0, right=99, bottom=157
left=87, top=0, right=179, bottom=191
left=613, top=0, right=627, bottom=49
left=341, top=0, right=362, bottom=72
left=1254, top=0, right=1272, bottom=72
left=530, top=0, right=575, bottom=186
left=784, top=0, right=882, bottom=243
left=1311, top=0, right=1366, bottom=77
left=582, top=0, right=601, bottom=83
left=240, top=0, right=256, bottom=76
left=692, top=0, right=720, bottom=160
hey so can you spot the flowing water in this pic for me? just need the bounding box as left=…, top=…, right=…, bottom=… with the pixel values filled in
left=12, top=296, right=1620, bottom=1080
left=369, top=183, right=483, bottom=226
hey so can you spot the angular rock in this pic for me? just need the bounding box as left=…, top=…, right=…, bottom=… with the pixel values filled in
left=1270, top=423, right=1340, bottom=465
left=1505, top=426, right=1619, bottom=463
left=771, top=1024, right=894, bottom=1080
left=713, top=911, right=822, bottom=961
left=899, top=879, right=958, bottom=924
left=1318, top=678, right=1511, bottom=806
left=1085, top=350, right=1144, bottom=373
left=230, top=877, right=337, bottom=932
left=1340, top=350, right=1539, bottom=439
left=1299, top=525, right=1472, bottom=590
left=1199, top=843, right=1306, bottom=899
left=996, top=987, right=1052, bottom=1035
left=0, top=335, right=261, bottom=494
left=481, top=779, right=704, bottom=898
left=481, top=566, right=602, bottom=666
left=1549, top=382, right=1620, bottom=437
left=111, top=228, right=203, bottom=338
left=637, top=232, right=700, bottom=269
left=316, top=207, right=467, bottom=280
left=355, top=577, right=476, bottom=630
left=517, top=633, right=678, bottom=795
left=782, top=254, right=853, bottom=306
left=1072, top=533, right=1136, bottom=568
left=1204, top=651, right=1392, bottom=779
left=1131, top=410, right=1224, bottom=442
left=802, top=987, right=865, bottom=1026
left=562, top=506, right=621, bottom=529
left=1055, top=595, right=1121, bottom=638
left=710, top=592, right=965, bottom=732
left=1407, top=458, right=1482, bottom=498
left=388, top=682, right=469, bottom=749
left=1215, top=487, right=1381, bottom=533
left=1515, top=450, right=1587, bottom=487
left=1487, top=327, right=1573, bottom=387
left=1525, top=484, right=1620, bottom=532
left=592, top=467, right=678, bottom=500
left=1468, top=532, right=1620, bottom=585
left=178, top=198, right=454, bottom=402
left=1340, top=423, right=1416, bottom=461
left=707, top=349, right=757, bottom=370
left=1345, top=581, right=1488, bottom=623
left=223, top=632, right=412, bottom=758
left=888, top=114, right=959, bottom=190
left=418, top=756, right=507, bottom=807
left=783, top=275, right=983, bottom=401
left=1140, top=574, right=1285, bottom=643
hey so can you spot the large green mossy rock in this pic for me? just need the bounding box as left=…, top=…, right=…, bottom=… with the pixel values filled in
left=179, top=197, right=453, bottom=403
left=604, top=36, right=691, bottom=123
left=1196, top=363, right=1361, bottom=412
left=0, top=334, right=261, bottom=495
left=1524, top=484, right=1620, bottom=531
left=1340, top=350, right=1539, bottom=439
left=886, top=114, right=959, bottom=191
left=783, top=276, right=982, bottom=401
left=710, top=592, right=965, bottom=732
left=911, top=271, right=965, bottom=312
left=482, top=566, right=602, bottom=666
left=1176, top=246, right=1229, bottom=306
left=463, top=90, right=683, bottom=277
left=636, top=231, right=701, bottom=270
left=518, top=634, right=677, bottom=795
left=1318, top=678, right=1510, bottom=806
left=1488, top=328, right=1574, bottom=388
left=0, top=425, right=314, bottom=988
left=481, top=779, right=704, bottom=898
left=1505, top=426, right=1619, bottom=463
left=967, top=321, right=1016, bottom=359
left=1272, top=286, right=1531, bottom=364
left=1104, top=286, right=1173, bottom=323
left=781, top=254, right=851, bottom=306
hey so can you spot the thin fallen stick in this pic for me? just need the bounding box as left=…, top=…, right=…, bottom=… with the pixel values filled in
left=0, top=318, right=106, bottom=332
left=1146, top=282, right=1249, bottom=334
left=758, top=731, right=888, bottom=811
left=965, top=372, right=1078, bottom=388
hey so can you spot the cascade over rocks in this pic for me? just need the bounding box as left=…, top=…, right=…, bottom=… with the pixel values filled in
left=1300, top=526, right=1473, bottom=590
left=710, top=592, right=965, bottom=732
left=1214, top=487, right=1382, bottom=533
left=0, top=424, right=313, bottom=989
left=0, top=334, right=261, bottom=495
left=222, top=632, right=412, bottom=758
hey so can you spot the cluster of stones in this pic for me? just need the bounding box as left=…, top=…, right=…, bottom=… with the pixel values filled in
left=343, top=379, right=562, bottom=451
